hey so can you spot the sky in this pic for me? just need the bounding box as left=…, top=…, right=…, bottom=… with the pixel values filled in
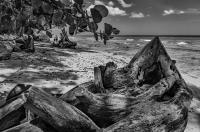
left=87, top=0, right=200, bottom=35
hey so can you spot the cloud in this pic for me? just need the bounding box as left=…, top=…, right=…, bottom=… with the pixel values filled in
left=117, top=0, right=133, bottom=8
left=108, top=1, right=114, bottom=7
left=183, top=8, right=200, bottom=14
left=130, top=12, right=145, bottom=18
left=87, top=0, right=127, bottom=16
left=94, top=0, right=104, bottom=5
left=163, top=9, right=184, bottom=16
left=163, top=8, right=200, bottom=16
left=108, top=6, right=127, bottom=16
left=163, top=9, right=175, bottom=16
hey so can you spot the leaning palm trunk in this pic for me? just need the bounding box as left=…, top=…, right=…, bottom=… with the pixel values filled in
left=0, top=37, right=193, bottom=132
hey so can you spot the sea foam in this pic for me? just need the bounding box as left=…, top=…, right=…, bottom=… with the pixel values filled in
left=126, top=39, right=134, bottom=42
left=177, top=41, right=188, bottom=46
left=143, top=39, right=151, bottom=42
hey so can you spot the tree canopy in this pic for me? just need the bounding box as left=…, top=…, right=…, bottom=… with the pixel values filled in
left=0, top=0, right=120, bottom=44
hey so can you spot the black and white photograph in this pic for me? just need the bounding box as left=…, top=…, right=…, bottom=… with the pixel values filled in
left=0, top=0, right=200, bottom=131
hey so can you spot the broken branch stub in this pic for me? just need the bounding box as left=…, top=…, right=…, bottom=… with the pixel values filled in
left=94, top=67, right=106, bottom=93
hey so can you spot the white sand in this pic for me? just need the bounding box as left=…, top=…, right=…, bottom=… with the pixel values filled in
left=0, top=42, right=130, bottom=96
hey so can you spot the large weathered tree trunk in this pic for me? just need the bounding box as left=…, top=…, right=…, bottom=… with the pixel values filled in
left=0, top=37, right=193, bottom=132
left=60, top=37, right=193, bottom=131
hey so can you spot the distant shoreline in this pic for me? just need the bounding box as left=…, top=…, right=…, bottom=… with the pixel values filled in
left=79, top=35, right=200, bottom=38
left=117, top=35, right=200, bottom=37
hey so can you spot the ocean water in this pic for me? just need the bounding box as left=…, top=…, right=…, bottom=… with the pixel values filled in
left=109, top=36, right=200, bottom=88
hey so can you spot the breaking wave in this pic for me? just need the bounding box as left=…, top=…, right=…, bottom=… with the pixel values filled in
left=126, top=39, right=134, bottom=42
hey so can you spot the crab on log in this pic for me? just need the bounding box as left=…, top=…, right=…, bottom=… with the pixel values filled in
left=0, top=37, right=193, bottom=132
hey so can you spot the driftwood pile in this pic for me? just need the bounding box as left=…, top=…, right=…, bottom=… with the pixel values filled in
left=0, top=37, right=193, bottom=132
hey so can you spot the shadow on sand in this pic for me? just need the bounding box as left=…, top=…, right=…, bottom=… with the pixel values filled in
left=0, top=43, right=88, bottom=98
left=0, top=44, right=73, bottom=70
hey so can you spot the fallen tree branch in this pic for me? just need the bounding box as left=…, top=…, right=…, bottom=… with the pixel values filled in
left=24, top=87, right=101, bottom=132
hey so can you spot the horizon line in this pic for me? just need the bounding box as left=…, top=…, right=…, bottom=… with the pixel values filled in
left=80, top=34, right=200, bottom=37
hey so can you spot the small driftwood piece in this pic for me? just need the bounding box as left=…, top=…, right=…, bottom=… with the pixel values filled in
left=52, top=28, right=77, bottom=49
left=0, top=94, right=26, bottom=131
left=0, top=40, right=13, bottom=61
left=3, top=122, right=44, bottom=132
left=0, top=84, right=31, bottom=131
left=14, top=35, right=35, bottom=53
left=3, top=118, right=58, bottom=132
left=0, top=37, right=193, bottom=132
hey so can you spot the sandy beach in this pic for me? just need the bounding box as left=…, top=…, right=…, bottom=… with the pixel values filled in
left=1, top=0, right=200, bottom=131
left=0, top=36, right=200, bottom=131
left=0, top=37, right=131, bottom=97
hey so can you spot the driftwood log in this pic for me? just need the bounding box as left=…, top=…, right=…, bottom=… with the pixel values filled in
left=0, top=41, right=13, bottom=61
left=0, top=85, right=100, bottom=132
left=3, top=118, right=58, bottom=132
left=14, top=35, right=35, bottom=53
left=0, top=34, right=35, bottom=58
left=0, top=94, right=26, bottom=131
left=51, top=28, right=77, bottom=49
left=0, top=37, right=193, bottom=132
